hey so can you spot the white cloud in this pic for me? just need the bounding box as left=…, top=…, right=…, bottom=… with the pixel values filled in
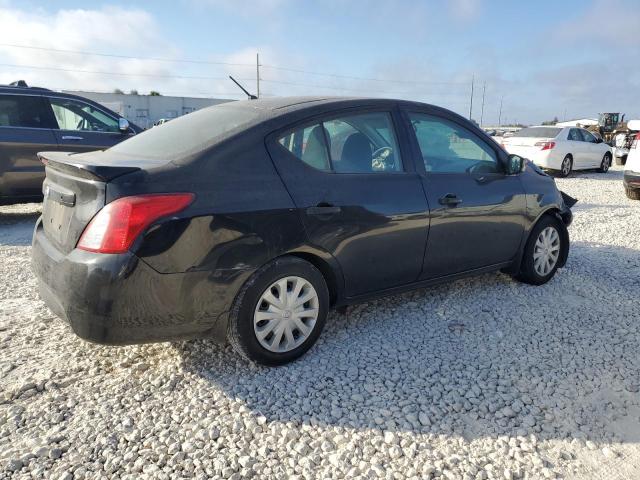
left=448, top=0, right=481, bottom=22
left=551, top=0, right=640, bottom=46
left=0, top=5, right=185, bottom=94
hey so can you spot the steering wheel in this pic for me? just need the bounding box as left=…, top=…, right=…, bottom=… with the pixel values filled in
left=371, top=146, right=393, bottom=171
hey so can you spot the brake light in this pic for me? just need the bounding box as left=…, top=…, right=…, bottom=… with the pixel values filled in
left=77, top=193, right=195, bottom=254
left=535, top=141, right=556, bottom=151
left=632, top=133, right=640, bottom=149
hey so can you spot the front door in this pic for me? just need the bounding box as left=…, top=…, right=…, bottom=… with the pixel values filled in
left=268, top=109, right=429, bottom=297
left=404, top=111, right=526, bottom=279
left=47, top=96, right=130, bottom=153
left=0, top=94, right=58, bottom=200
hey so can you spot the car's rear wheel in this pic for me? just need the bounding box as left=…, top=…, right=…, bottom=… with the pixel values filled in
left=625, top=186, right=640, bottom=200
left=558, top=155, right=572, bottom=177
left=598, top=153, right=611, bottom=173
left=515, top=215, right=566, bottom=285
left=227, top=256, right=329, bottom=366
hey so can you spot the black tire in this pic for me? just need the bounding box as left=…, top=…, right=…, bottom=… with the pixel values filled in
left=515, top=215, right=567, bottom=285
left=557, top=155, right=572, bottom=177
left=626, top=186, right=640, bottom=200
left=227, top=256, right=329, bottom=366
left=598, top=153, right=611, bottom=173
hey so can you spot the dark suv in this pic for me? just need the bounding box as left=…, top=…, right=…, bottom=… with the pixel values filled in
left=0, top=81, right=140, bottom=205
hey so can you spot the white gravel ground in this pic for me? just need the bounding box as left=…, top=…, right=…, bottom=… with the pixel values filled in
left=1, top=166, right=639, bottom=480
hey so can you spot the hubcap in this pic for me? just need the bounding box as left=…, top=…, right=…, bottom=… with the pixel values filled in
left=602, top=156, right=610, bottom=171
left=533, top=226, right=560, bottom=276
left=253, top=276, right=319, bottom=353
left=562, top=158, right=571, bottom=175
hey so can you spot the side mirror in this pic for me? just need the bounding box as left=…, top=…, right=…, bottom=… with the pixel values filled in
left=595, top=137, right=603, bottom=144
left=118, top=118, right=130, bottom=133
left=507, top=154, right=525, bottom=175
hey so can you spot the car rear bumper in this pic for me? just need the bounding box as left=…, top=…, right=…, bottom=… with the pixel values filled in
left=527, top=151, right=560, bottom=170
left=31, top=218, right=247, bottom=345
left=624, top=170, right=640, bottom=189
left=615, top=147, right=629, bottom=158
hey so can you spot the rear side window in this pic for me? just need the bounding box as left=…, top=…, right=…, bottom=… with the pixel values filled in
left=278, top=124, right=331, bottom=171
left=568, top=129, right=582, bottom=141
left=0, top=94, right=55, bottom=129
left=49, top=97, right=119, bottom=132
left=579, top=129, right=596, bottom=143
left=277, top=112, right=402, bottom=174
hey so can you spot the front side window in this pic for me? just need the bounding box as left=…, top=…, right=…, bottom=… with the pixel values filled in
left=0, top=94, right=54, bottom=129
left=409, top=113, right=500, bottom=174
left=50, top=97, right=120, bottom=132
left=277, top=112, right=402, bottom=174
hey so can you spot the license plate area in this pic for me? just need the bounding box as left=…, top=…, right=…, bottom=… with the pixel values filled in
left=43, top=193, right=72, bottom=246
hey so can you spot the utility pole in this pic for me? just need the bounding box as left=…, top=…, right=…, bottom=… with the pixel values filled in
left=256, top=53, right=260, bottom=99
left=480, top=82, right=486, bottom=127
left=498, top=96, right=504, bottom=126
left=469, top=74, right=475, bottom=121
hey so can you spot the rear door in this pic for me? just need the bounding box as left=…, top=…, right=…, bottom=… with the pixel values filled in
left=579, top=129, right=602, bottom=166
left=0, top=93, right=58, bottom=200
left=567, top=128, right=589, bottom=168
left=403, top=109, right=526, bottom=279
left=47, top=96, right=130, bottom=152
left=268, top=108, right=429, bottom=297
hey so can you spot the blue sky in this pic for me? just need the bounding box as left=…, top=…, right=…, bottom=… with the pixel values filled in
left=1, top=0, right=639, bottom=124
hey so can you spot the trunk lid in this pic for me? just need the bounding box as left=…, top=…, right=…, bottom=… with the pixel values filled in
left=502, top=137, right=554, bottom=158
left=39, top=151, right=141, bottom=254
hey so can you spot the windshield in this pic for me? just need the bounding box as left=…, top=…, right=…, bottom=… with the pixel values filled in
left=109, top=102, right=262, bottom=160
left=512, top=127, right=561, bottom=138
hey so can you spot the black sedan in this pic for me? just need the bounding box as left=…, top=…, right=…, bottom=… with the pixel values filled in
left=31, top=97, right=573, bottom=365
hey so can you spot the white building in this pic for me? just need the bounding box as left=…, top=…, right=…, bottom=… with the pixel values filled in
left=62, top=90, right=234, bottom=129
left=556, top=118, right=598, bottom=127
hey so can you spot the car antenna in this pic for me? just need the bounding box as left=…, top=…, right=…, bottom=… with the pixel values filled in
left=229, top=75, right=257, bottom=100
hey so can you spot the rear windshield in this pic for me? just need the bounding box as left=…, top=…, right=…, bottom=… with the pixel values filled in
left=109, top=102, right=262, bottom=160
left=512, top=127, right=561, bottom=138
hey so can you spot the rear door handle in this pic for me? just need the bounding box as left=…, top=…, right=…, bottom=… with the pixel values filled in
left=439, top=194, right=462, bottom=206
left=306, top=205, right=341, bottom=215
left=61, top=135, right=84, bottom=141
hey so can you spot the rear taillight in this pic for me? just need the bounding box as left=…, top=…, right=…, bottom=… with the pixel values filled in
left=77, top=193, right=195, bottom=254
left=632, top=133, right=640, bottom=149
left=535, top=141, right=556, bottom=151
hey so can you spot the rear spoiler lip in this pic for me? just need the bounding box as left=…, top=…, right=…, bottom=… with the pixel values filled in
left=38, top=151, right=140, bottom=182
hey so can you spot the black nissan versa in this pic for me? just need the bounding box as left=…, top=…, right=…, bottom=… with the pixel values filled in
left=0, top=81, right=140, bottom=204
left=31, top=97, right=574, bottom=365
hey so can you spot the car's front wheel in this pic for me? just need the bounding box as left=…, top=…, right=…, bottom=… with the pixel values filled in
left=598, top=153, right=611, bottom=173
left=515, top=215, right=567, bottom=285
left=626, top=186, right=640, bottom=200
left=227, top=256, right=329, bottom=366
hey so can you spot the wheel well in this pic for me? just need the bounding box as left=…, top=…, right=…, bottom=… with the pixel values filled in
left=284, top=252, right=340, bottom=306
left=538, top=209, right=570, bottom=267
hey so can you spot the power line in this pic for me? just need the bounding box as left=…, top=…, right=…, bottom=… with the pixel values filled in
left=0, top=43, right=255, bottom=67
left=261, top=64, right=469, bottom=86
left=0, top=62, right=255, bottom=82
left=260, top=78, right=470, bottom=96
left=0, top=42, right=471, bottom=87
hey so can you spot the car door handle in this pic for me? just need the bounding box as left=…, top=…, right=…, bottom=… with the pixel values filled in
left=306, top=204, right=342, bottom=215
left=439, top=194, right=462, bottom=206
left=61, top=135, right=83, bottom=141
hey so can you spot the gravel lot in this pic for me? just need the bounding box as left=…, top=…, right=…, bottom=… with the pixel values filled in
left=1, top=166, right=639, bottom=480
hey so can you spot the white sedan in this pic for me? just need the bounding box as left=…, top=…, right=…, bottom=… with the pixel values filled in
left=501, top=126, right=612, bottom=177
